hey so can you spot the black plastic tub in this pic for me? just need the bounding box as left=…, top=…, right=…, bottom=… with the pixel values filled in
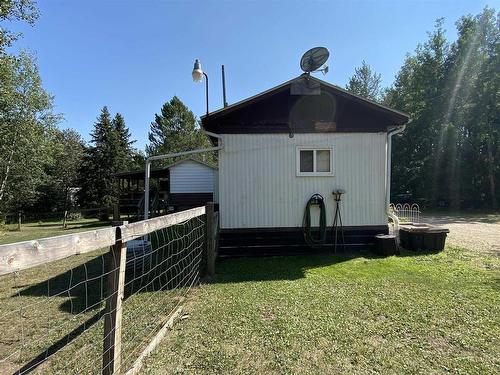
left=374, top=234, right=398, bottom=256
left=399, top=224, right=449, bottom=252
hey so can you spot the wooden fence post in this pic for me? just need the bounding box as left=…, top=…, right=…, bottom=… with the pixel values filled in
left=205, top=202, right=215, bottom=277
left=17, top=211, right=22, bottom=231
left=103, top=222, right=127, bottom=375
left=113, top=204, right=120, bottom=221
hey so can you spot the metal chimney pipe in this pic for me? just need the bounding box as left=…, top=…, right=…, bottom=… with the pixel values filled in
left=222, top=65, right=228, bottom=107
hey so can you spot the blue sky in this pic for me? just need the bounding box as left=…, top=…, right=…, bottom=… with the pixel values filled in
left=8, top=0, right=498, bottom=149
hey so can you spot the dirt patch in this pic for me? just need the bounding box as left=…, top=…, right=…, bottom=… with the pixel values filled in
left=422, top=214, right=500, bottom=257
left=261, top=307, right=277, bottom=322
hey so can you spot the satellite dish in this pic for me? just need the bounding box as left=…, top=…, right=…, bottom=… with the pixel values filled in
left=300, top=47, right=330, bottom=74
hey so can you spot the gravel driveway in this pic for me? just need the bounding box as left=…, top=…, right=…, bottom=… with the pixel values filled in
left=421, top=214, right=500, bottom=257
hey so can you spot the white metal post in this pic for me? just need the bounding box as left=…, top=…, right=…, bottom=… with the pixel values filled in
left=144, top=161, right=151, bottom=220
left=386, top=124, right=407, bottom=231
left=143, top=140, right=223, bottom=221
left=386, top=124, right=407, bottom=210
left=386, top=133, right=392, bottom=210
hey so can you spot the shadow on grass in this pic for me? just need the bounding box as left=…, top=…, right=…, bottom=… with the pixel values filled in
left=213, top=250, right=383, bottom=284
left=396, top=247, right=443, bottom=257
left=15, top=249, right=199, bottom=314
left=15, top=255, right=107, bottom=314
left=8, top=254, right=108, bottom=374
left=10, top=247, right=202, bottom=374
left=13, top=310, right=104, bottom=375
left=211, top=244, right=456, bottom=285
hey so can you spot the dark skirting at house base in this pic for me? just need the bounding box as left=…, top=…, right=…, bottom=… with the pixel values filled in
left=218, top=226, right=389, bottom=258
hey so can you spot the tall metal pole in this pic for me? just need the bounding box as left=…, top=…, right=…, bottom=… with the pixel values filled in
left=143, top=145, right=223, bottom=221
left=203, top=72, right=209, bottom=116
left=144, top=161, right=151, bottom=220
left=222, top=65, right=228, bottom=107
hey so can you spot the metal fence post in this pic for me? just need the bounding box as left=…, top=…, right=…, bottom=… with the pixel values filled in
left=205, top=202, right=215, bottom=277
left=103, top=221, right=127, bottom=375
left=62, top=210, right=68, bottom=229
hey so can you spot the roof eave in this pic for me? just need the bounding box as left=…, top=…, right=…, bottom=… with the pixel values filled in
left=201, top=76, right=299, bottom=122
left=307, top=76, right=410, bottom=122
left=201, top=74, right=410, bottom=125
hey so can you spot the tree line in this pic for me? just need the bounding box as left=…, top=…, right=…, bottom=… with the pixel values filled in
left=346, top=8, right=499, bottom=210
left=0, top=1, right=498, bottom=219
left=76, top=97, right=210, bottom=210
left=0, top=1, right=209, bottom=216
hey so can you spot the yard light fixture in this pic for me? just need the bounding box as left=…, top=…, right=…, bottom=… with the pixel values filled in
left=192, top=59, right=203, bottom=82
left=192, top=58, right=209, bottom=116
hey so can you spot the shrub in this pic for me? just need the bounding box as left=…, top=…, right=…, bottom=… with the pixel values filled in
left=66, top=212, right=82, bottom=221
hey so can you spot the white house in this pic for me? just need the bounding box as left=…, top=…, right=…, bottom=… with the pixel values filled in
left=202, top=75, right=409, bottom=255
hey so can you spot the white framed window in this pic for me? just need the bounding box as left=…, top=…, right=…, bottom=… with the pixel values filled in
left=296, top=146, right=334, bottom=176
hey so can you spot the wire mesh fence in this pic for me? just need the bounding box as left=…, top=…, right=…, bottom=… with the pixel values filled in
left=118, top=215, right=205, bottom=374
left=0, top=205, right=215, bottom=375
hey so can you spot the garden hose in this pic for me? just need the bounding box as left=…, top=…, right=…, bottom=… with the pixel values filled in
left=302, top=194, right=327, bottom=247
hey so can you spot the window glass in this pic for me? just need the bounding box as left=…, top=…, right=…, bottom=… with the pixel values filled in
left=316, top=150, right=331, bottom=172
left=300, top=150, right=314, bottom=172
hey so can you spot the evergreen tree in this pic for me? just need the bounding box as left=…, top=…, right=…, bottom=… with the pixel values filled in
left=78, top=107, right=119, bottom=207
left=385, top=9, right=499, bottom=209
left=346, top=61, right=383, bottom=101
left=473, top=9, right=500, bottom=209
left=129, top=149, right=146, bottom=170
left=113, top=112, right=135, bottom=172
left=146, top=96, right=213, bottom=163
left=449, top=8, right=499, bottom=209
left=385, top=19, right=449, bottom=207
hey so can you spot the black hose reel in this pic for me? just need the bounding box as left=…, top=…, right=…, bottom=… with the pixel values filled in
left=302, top=194, right=327, bottom=247
left=303, top=190, right=346, bottom=251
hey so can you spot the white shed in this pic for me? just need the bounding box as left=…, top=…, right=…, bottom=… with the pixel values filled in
left=202, top=75, right=409, bottom=255
left=166, top=158, right=218, bottom=209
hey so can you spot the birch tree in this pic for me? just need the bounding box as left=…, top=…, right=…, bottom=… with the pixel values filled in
left=0, top=52, right=59, bottom=212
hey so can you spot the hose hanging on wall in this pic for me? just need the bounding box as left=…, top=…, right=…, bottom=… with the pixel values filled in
left=302, top=194, right=327, bottom=247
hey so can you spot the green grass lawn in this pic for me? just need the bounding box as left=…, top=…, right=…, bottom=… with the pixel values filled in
left=0, top=218, right=111, bottom=245
left=1, top=218, right=498, bottom=374
left=142, top=246, right=500, bottom=375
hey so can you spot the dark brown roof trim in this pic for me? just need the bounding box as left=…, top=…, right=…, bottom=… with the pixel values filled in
left=201, top=75, right=409, bottom=124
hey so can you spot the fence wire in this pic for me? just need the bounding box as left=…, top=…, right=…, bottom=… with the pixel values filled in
left=0, top=214, right=206, bottom=375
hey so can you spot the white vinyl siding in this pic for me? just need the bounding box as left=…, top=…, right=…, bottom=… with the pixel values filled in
left=219, top=133, right=387, bottom=229
left=169, top=160, right=216, bottom=194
